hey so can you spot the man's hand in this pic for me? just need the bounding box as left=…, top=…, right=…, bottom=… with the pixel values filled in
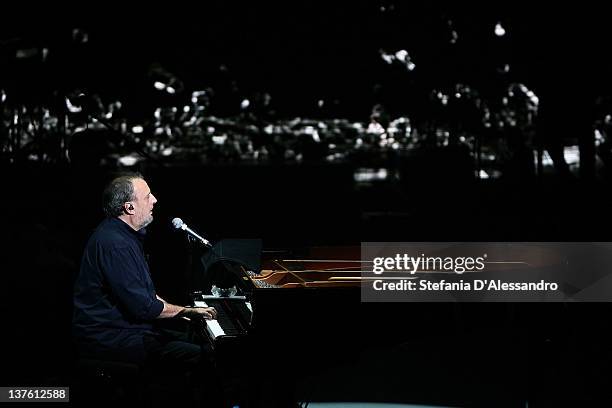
left=181, top=306, right=218, bottom=320
left=156, top=295, right=218, bottom=320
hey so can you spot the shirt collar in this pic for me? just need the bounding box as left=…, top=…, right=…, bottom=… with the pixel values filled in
left=110, top=217, right=147, bottom=242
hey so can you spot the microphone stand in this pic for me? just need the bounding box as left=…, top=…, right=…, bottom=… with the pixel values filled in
left=186, top=234, right=214, bottom=298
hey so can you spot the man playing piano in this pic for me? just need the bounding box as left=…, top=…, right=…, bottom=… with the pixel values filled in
left=72, top=172, right=219, bottom=404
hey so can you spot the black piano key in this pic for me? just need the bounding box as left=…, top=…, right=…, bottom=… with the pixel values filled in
left=234, top=301, right=253, bottom=326
left=205, top=299, right=242, bottom=336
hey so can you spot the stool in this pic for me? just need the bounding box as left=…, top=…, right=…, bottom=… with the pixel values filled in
left=72, top=358, right=145, bottom=405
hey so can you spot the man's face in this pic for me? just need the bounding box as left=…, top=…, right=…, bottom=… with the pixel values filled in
left=130, top=178, right=158, bottom=230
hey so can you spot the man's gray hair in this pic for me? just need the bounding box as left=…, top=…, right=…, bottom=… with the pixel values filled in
left=102, top=172, right=143, bottom=217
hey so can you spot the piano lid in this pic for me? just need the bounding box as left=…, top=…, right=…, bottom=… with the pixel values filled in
left=201, top=239, right=263, bottom=271
left=201, top=239, right=263, bottom=289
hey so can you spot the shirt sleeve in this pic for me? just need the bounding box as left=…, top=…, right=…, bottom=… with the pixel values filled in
left=99, top=244, right=164, bottom=321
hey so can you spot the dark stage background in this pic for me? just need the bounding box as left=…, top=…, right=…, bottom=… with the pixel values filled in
left=2, top=3, right=612, bottom=406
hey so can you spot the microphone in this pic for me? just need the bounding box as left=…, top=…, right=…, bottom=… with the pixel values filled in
left=172, top=218, right=212, bottom=247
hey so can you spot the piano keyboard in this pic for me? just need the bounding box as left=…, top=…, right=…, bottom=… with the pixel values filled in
left=194, top=299, right=252, bottom=340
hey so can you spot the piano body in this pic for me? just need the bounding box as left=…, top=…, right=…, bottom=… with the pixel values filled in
left=191, top=246, right=458, bottom=406
left=187, top=242, right=575, bottom=406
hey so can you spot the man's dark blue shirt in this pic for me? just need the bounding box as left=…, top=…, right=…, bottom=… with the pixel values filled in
left=73, top=217, right=164, bottom=363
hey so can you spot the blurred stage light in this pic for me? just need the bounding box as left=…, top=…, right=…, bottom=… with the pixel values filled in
left=595, top=129, right=604, bottom=146
left=395, top=49, right=408, bottom=62
left=495, top=22, right=506, bottom=37
left=72, top=28, right=89, bottom=44
left=380, top=50, right=394, bottom=64
left=212, top=135, right=227, bottom=145
left=65, top=97, right=83, bottom=113
left=564, top=145, right=580, bottom=165
left=354, top=168, right=388, bottom=183
left=118, top=155, right=140, bottom=166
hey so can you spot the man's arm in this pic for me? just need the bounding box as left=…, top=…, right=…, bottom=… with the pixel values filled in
left=100, top=246, right=216, bottom=321
left=101, top=247, right=164, bottom=321
left=155, top=294, right=217, bottom=319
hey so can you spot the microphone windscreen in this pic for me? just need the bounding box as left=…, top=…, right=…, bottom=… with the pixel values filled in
left=171, top=218, right=183, bottom=229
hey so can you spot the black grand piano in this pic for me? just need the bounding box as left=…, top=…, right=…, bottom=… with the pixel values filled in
left=183, top=239, right=575, bottom=407
left=189, top=243, right=459, bottom=407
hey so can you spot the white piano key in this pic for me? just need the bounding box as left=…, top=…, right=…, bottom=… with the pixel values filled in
left=206, top=319, right=226, bottom=339
left=194, top=300, right=208, bottom=307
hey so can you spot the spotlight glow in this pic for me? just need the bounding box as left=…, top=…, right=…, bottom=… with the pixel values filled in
left=495, top=22, right=506, bottom=37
